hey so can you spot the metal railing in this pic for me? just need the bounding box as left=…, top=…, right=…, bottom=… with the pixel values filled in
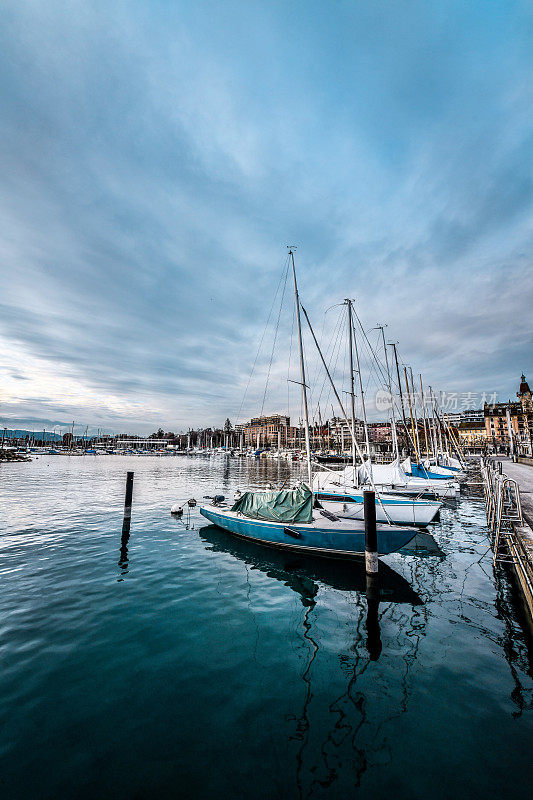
left=480, top=458, right=523, bottom=565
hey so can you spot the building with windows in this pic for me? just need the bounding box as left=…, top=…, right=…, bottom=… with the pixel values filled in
left=461, top=408, right=484, bottom=424
left=328, top=417, right=365, bottom=448
left=242, top=415, right=293, bottom=448
left=484, top=374, right=533, bottom=455
left=447, top=413, right=462, bottom=426
left=457, top=420, right=487, bottom=450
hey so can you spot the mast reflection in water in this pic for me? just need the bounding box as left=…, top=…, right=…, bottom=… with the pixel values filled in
left=199, top=524, right=424, bottom=795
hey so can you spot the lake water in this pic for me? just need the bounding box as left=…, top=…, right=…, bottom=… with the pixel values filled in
left=1, top=455, right=532, bottom=799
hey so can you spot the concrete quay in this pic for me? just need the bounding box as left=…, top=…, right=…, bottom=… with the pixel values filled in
left=493, top=456, right=533, bottom=620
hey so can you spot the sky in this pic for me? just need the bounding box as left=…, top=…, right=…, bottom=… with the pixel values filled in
left=0, top=0, right=532, bottom=435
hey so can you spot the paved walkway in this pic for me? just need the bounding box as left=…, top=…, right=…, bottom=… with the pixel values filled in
left=492, top=456, right=533, bottom=619
left=495, top=456, right=533, bottom=528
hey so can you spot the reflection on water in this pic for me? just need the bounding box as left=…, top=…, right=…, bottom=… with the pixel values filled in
left=365, top=573, right=382, bottom=661
left=494, top=561, right=533, bottom=719
left=199, top=524, right=423, bottom=606
left=118, top=516, right=131, bottom=580
left=400, top=530, right=446, bottom=558
left=199, top=523, right=428, bottom=794
left=0, top=455, right=532, bottom=799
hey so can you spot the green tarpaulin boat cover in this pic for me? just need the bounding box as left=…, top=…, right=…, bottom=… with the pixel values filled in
left=231, top=485, right=313, bottom=523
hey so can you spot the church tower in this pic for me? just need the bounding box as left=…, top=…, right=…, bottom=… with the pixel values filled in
left=517, top=374, right=532, bottom=412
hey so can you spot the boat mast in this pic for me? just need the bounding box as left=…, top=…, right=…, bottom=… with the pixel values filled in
left=350, top=301, right=371, bottom=460
left=419, top=373, right=430, bottom=458
left=430, top=387, right=443, bottom=456
left=346, top=300, right=357, bottom=468
left=390, top=342, right=409, bottom=434
left=409, top=367, right=421, bottom=458
left=428, top=386, right=438, bottom=457
left=378, top=325, right=398, bottom=458
left=404, top=367, right=420, bottom=463
left=300, top=305, right=390, bottom=521
left=289, top=249, right=312, bottom=485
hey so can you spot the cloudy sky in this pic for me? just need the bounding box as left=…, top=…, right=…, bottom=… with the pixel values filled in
left=1, top=0, right=532, bottom=434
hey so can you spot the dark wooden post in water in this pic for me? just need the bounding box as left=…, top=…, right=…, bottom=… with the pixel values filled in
left=364, top=489, right=381, bottom=658
left=124, top=471, right=134, bottom=520
left=119, top=472, right=134, bottom=576
left=364, top=489, right=378, bottom=575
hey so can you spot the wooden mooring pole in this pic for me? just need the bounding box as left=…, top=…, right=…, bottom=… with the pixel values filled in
left=364, top=488, right=381, bottom=658
left=364, top=489, right=378, bottom=575
left=124, top=471, right=134, bottom=520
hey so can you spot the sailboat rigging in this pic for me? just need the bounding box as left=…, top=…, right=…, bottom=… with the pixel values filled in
left=199, top=250, right=418, bottom=558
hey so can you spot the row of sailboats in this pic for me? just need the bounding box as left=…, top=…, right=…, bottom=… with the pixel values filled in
left=200, top=250, right=451, bottom=558
left=309, top=297, right=449, bottom=523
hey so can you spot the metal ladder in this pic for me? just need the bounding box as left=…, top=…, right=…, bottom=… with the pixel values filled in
left=480, top=459, right=523, bottom=565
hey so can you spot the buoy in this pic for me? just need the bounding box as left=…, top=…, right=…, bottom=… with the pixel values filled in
left=187, top=498, right=197, bottom=507
left=171, top=504, right=183, bottom=515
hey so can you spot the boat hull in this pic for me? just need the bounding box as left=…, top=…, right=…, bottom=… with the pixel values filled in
left=315, top=492, right=441, bottom=526
left=200, top=506, right=417, bottom=558
left=408, top=463, right=464, bottom=480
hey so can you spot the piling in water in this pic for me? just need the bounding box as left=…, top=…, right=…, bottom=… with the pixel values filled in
left=364, top=489, right=378, bottom=575
left=124, top=471, right=134, bottom=520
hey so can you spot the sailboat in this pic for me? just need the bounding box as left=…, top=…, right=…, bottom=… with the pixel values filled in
left=200, top=251, right=418, bottom=559
left=311, top=300, right=444, bottom=521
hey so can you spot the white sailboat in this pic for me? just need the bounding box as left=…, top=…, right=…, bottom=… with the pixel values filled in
left=311, top=300, right=446, bottom=520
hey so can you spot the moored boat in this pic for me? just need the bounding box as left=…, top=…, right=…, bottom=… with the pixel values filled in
left=314, top=488, right=441, bottom=526
left=200, top=486, right=417, bottom=558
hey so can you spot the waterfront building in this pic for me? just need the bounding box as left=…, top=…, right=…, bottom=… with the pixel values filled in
left=460, top=408, right=484, bottom=424
left=242, top=415, right=293, bottom=448
left=447, top=412, right=462, bottom=425
left=483, top=374, right=533, bottom=455
left=457, top=420, right=487, bottom=450
left=328, top=416, right=365, bottom=448
left=367, top=422, right=392, bottom=442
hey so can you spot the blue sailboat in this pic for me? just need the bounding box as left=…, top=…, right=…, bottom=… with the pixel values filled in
left=200, top=250, right=417, bottom=560
left=200, top=486, right=417, bottom=558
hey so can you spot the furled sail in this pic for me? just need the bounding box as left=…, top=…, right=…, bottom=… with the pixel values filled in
left=231, top=485, right=313, bottom=523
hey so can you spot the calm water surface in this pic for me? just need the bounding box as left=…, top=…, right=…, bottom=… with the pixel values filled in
left=1, top=455, right=532, bottom=799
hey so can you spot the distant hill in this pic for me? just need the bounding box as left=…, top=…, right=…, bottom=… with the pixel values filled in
left=1, top=430, right=63, bottom=441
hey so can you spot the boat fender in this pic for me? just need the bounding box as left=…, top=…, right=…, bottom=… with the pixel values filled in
left=284, top=527, right=301, bottom=539
left=170, top=504, right=183, bottom=515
